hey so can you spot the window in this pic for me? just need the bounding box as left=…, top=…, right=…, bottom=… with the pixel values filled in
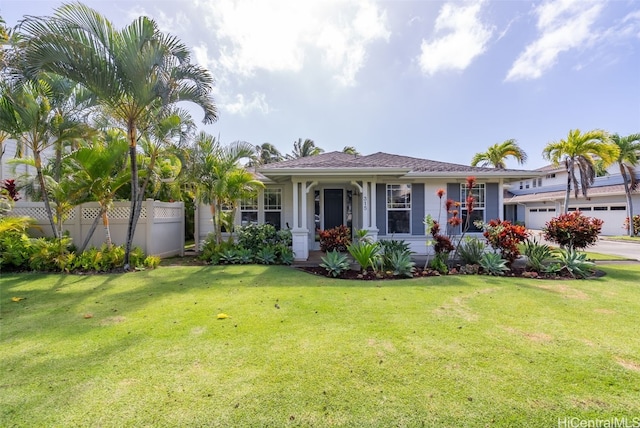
left=240, top=195, right=258, bottom=226
left=548, top=208, right=556, bottom=212
left=519, top=181, right=523, bottom=190
left=525, top=182, right=530, bottom=189
left=530, top=208, right=538, bottom=212
left=581, top=207, right=592, bottom=211
left=387, top=184, right=411, bottom=234
left=594, top=206, right=608, bottom=211
left=611, top=206, right=626, bottom=211
left=539, top=208, right=547, bottom=212
left=532, top=179, right=537, bottom=188
left=538, top=178, right=543, bottom=187
left=461, top=183, right=485, bottom=232
left=568, top=207, right=577, bottom=212
left=264, top=188, right=282, bottom=230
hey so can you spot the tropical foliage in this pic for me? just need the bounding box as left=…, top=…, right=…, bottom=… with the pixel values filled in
left=471, top=139, right=527, bottom=169
left=20, top=2, right=218, bottom=267
left=287, top=138, right=324, bottom=159
left=610, top=133, right=640, bottom=236
left=542, top=129, right=619, bottom=213
left=543, top=211, right=603, bottom=251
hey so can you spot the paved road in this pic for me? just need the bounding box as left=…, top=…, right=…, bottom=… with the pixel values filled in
left=590, top=239, right=640, bottom=261
left=529, top=230, right=640, bottom=261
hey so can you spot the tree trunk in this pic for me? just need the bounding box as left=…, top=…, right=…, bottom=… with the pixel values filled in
left=34, top=150, right=59, bottom=238
left=102, top=209, right=113, bottom=248
left=124, top=123, right=138, bottom=269
left=621, top=164, right=634, bottom=237
left=79, top=209, right=103, bottom=253
left=563, top=158, right=573, bottom=214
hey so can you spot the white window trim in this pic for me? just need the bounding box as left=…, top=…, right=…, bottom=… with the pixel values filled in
left=386, top=183, right=412, bottom=234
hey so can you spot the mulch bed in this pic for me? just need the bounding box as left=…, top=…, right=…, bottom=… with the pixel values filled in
left=297, top=265, right=606, bottom=280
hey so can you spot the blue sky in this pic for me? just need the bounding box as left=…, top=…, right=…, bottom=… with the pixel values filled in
left=3, top=0, right=639, bottom=169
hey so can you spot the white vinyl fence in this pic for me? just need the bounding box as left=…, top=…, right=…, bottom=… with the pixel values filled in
left=9, top=199, right=184, bottom=258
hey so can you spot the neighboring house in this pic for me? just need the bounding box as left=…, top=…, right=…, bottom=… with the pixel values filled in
left=196, top=151, right=535, bottom=260
left=1, top=138, right=43, bottom=195
left=504, top=163, right=640, bottom=235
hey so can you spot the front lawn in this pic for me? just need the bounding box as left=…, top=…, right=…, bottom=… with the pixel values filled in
left=2, top=265, right=639, bottom=427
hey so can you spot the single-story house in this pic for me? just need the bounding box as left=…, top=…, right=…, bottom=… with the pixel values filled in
left=195, top=151, right=536, bottom=260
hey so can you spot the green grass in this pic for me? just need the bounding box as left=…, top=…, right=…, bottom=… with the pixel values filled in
left=2, top=265, right=640, bottom=427
left=601, top=236, right=640, bottom=243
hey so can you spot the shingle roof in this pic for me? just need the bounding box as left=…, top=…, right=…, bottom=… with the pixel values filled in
left=260, top=151, right=532, bottom=175
left=504, top=184, right=636, bottom=203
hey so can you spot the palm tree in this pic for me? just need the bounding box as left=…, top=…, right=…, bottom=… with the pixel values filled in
left=471, top=139, right=527, bottom=169
left=342, top=146, right=360, bottom=155
left=190, top=132, right=261, bottom=245
left=66, top=133, right=130, bottom=252
left=21, top=3, right=217, bottom=267
left=543, top=129, right=619, bottom=213
left=611, top=133, right=640, bottom=236
left=287, top=138, right=324, bottom=159
left=0, top=79, right=59, bottom=236
left=252, top=143, right=283, bottom=165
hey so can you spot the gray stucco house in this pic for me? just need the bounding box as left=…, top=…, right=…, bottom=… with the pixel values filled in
left=196, top=151, right=535, bottom=260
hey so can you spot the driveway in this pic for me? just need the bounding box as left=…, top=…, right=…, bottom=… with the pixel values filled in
left=529, top=230, right=640, bottom=261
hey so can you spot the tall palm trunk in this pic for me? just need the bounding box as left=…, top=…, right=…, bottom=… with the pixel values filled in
left=620, top=164, right=635, bottom=236
left=33, top=148, right=59, bottom=238
left=102, top=209, right=113, bottom=248
left=563, top=158, right=573, bottom=214
left=124, top=123, right=138, bottom=268
left=79, top=209, right=103, bottom=253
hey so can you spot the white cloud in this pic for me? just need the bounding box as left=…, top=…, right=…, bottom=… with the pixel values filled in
left=506, top=0, right=604, bottom=81
left=418, top=0, right=494, bottom=76
left=196, top=0, right=389, bottom=86
left=223, top=92, right=270, bottom=115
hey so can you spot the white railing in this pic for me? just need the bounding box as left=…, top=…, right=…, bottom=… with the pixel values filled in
left=9, top=199, right=184, bottom=258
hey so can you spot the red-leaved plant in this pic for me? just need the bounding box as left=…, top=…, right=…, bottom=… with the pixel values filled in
left=319, top=225, right=351, bottom=252
left=543, top=211, right=602, bottom=250
left=483, top=219, right=529, bottom=266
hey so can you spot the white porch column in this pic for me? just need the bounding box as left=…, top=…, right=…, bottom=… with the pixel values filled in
left=370, top=181, right=377, bottom=230
left=292, top=181, right=299, bottom=228
left=291, top=180, right=309, bottom=261
left=498, top=178, right=504, bottom=220
left=362, top=181, right=369, bottom=229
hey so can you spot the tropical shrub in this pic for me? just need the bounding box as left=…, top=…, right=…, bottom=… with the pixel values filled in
left=522, top=238, right=554, bottom=272
left=28, top=236, right=74, bottom=272
left=457, top=237, right=486, bottom=265
left=543, top=211, right=603, bottom=250
left=624, top=215, right=640, bottom=236
left=235, top=247, right=254, bottom=264
left=347, top=240, right=380, bottom=272
left=319, top=225, right=351, bottom=252
left=219, top=248, right=241, bottom=264
left=320, top=250, right=351, bottom=277
left=277, top=246, right=295, bottom=265
left=551, top=248, right=595, bottom=278
left=385, top=250, right=415, bottom=278
left=379, top=239, right=411, bottom=255
left=479, top=252, right=509, bottom=276
left=236, top=224, right=285, bottom=248
left=255, top=246, right=277, bottom=265
left=429, top=255, right=448, bottom=274
left=481, top=219, right=529, bottom=266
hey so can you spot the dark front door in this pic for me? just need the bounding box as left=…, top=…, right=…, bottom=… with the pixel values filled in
left=323, top=189, right=344, bottom=230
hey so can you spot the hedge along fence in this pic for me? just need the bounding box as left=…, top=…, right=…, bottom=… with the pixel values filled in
left=8, top=200, right=184, bottom=258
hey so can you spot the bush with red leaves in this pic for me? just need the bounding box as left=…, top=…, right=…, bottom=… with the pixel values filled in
left=483, top=219, right=529, bottom=266
left=319, top=225, right=351, bottom=252
left=543, top=211, right=602, bottom=250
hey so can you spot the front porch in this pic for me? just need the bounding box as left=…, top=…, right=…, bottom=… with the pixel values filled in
left=290, top=179, right=380, bottom=261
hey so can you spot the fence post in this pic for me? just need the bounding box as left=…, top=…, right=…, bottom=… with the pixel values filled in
left=194, top=200, right=199, bottom=253
left=145, top=199, right=154, bottom=255
left=180, top=201, right=185, bottom=257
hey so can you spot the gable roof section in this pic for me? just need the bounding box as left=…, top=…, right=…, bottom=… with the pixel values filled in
left=258, top=151, right=536, bottom=178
